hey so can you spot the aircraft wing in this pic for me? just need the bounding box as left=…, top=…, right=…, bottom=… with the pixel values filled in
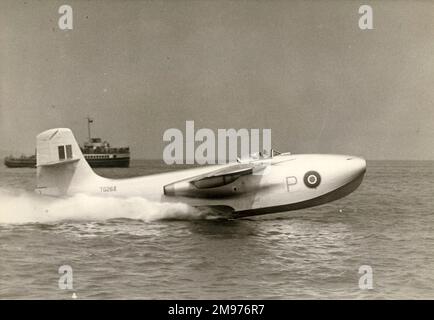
left=163, top=162, right=266, bottom=196
left=191, top=163, right=258, bottom=189
left=200, top=163, right=255, bottom=177
left=192, top=157, right=295, bottom=186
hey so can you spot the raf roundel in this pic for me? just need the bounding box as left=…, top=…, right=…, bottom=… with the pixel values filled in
left=304, top=171, right=321, bottom=188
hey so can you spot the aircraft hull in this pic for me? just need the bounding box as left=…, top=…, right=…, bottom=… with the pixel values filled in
left=232, top=171, right=365, bottom=219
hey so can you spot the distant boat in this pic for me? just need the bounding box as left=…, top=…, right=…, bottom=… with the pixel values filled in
left=82, top=117, right=130, bottom=168
left=81, top=137, right=130, bottom=168
left=3, top=118, right=130, bottom=168
left=4, top=154, right=36, bottom=168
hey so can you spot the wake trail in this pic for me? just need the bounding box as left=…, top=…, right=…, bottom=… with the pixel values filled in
left=0, top=187, right=204, bottom=225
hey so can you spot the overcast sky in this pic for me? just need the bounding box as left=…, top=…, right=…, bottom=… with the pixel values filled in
left=1, top=0, right=434, bottom=160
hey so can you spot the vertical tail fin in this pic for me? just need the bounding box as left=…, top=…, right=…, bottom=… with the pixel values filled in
left=35, top=128, right=99, bottom=196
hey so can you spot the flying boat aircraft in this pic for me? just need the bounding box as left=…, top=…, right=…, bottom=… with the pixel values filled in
left=34, top=128, right=366, bottom=219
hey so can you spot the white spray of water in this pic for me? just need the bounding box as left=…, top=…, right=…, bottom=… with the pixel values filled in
left=0, top=187, right=203, bottom=225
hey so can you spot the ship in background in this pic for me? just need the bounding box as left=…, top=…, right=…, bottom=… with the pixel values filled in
left=3, top=154, right=36, bottom=168
left=81, top=117, right=130, bottom=168
left=3, top=118, right=130, bottom=168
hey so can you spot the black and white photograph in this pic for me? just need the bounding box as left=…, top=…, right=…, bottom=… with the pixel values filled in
left=1, top=0, right=434, bottom=305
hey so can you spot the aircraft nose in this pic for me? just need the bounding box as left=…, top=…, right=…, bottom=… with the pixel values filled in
left=345, top=156, right=367, bottom=177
